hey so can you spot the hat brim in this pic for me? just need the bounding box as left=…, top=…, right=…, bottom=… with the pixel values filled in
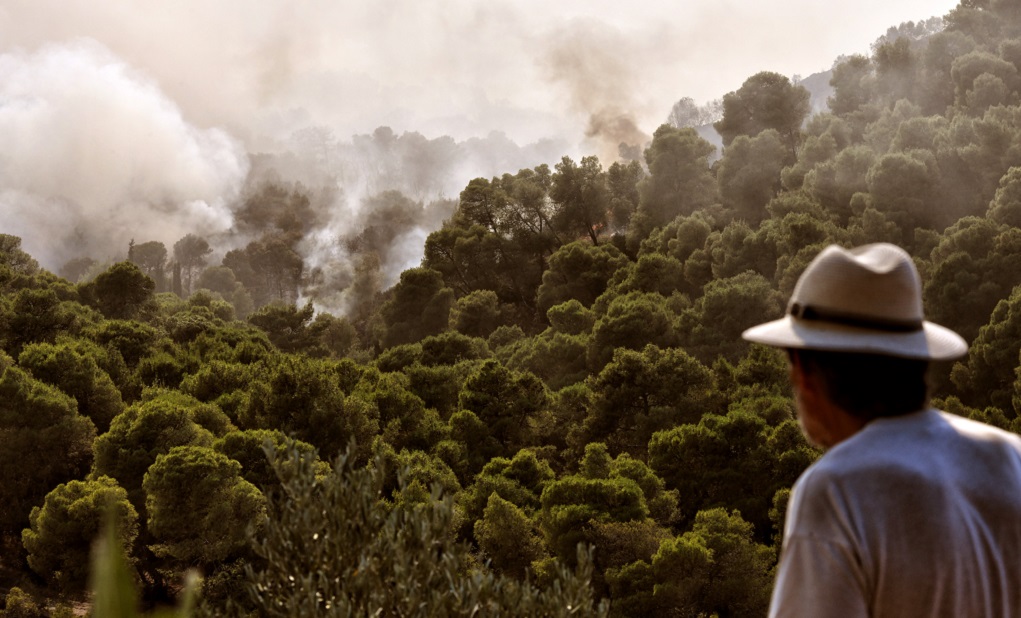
left=742, top=316, right=968, bottom=360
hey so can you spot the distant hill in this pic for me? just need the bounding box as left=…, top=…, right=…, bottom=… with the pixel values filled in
left=688, top=67, right=833, bottom=162
left=695, top=124, right=724, bottom=162
left=797, top=69, right=835, bottom=115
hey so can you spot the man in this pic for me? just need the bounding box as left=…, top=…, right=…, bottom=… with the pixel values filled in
left=742, top=243, right=1021, bottom=617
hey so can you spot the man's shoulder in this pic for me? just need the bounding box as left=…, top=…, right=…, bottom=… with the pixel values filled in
left=938, top=409, right=1021, bottom=444
left=842, top=408, right=1021, bottom=455
left=798, top=408, right=1021, bottom=491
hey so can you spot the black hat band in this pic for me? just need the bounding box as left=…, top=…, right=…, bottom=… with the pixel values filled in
left=789, top=303, right=923, bottom=333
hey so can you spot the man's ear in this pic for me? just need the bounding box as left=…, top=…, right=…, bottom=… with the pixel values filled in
left=789, top=349, right=822, bottom=403
left=788, top=349, right=829, bottom=406
left=788, top=349, right=807, bottom=389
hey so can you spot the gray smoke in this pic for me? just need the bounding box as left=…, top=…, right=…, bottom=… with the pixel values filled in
left=0, top=40, right=248, bottom=269
left=0, top=0, right=958, bottom=313
left=271, top=127, right=565, bottom=314
left=0, top=37, right=565, bottom=312
left=542, top=19, right=654, bottom=162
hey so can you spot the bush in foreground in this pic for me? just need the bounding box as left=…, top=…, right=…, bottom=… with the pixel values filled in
left=227, top=443, right=609, bottom=617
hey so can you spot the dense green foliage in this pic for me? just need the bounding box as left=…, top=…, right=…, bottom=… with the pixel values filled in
left=5, top=3, right=1021, bottom=615
left=22, top=477, right=138, bottom=594
left=239, top=445, right=609, bottom=617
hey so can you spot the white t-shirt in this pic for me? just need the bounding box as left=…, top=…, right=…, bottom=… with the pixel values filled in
left=770, top=409, right=1021, bottom=617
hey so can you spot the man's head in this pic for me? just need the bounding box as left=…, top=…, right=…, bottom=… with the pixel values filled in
left=786, top=348, right=930, bottom=447
left=742, top=243, right=967, bottom=445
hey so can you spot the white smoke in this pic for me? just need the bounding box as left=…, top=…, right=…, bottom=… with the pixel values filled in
left=0, top=39, right=248, bottom=269
left=0, top=0, right=962, bottom=152
left=0, top=0, right=961, bottom=309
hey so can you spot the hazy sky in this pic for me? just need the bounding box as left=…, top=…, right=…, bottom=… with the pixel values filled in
left=0, top=0, right=962, bottom=272
left=0, top=0, right=961, bottom=148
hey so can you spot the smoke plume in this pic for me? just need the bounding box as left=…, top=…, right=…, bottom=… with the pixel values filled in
left=0, top=0, right=959, bottom=317
left=0, top=40, right=248, bottom=268
left=542, top=19, right=657, bottom=162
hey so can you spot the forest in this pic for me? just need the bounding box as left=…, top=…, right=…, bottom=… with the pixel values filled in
left=4, top=1, right=1021, bottom=616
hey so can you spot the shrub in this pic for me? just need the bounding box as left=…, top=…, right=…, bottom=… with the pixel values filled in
left=235, top=444, right=610, bottom=617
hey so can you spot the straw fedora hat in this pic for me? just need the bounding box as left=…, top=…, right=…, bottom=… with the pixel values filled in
left=742, top=243, right=967, bottom=360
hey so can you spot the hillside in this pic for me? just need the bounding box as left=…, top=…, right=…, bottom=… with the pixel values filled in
left=4, top=1, right=1021, bottom=616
